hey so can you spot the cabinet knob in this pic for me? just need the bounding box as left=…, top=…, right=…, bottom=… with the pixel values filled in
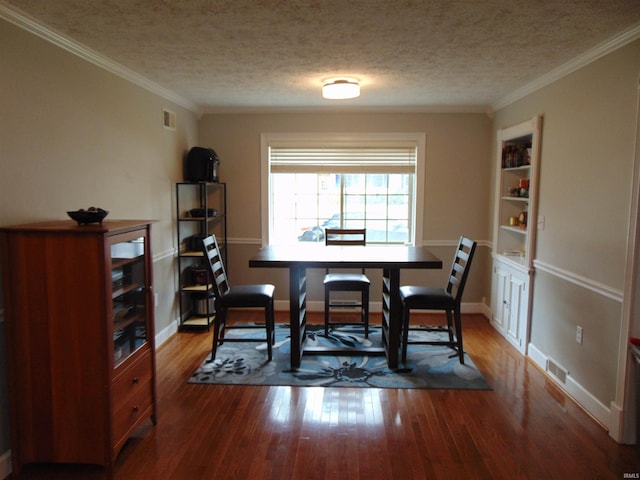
left=132, top=377, right=139, bottom=384
left=132, top=405, right=139, bottom=413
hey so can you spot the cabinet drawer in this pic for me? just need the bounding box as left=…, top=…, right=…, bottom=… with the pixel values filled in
left=113, top=350, right=153, bottom=448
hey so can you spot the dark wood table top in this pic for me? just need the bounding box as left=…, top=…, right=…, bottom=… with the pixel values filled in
left=249, top=244, right=442, bottom=269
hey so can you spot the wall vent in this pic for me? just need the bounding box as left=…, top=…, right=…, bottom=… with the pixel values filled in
left=546, top=357, right=568, bottom=384
left=163, top=108, right=176, bottom=130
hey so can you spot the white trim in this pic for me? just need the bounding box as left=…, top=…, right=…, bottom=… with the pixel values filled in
left=0, top=3, right=199, bottom=113
left=609, top=401, right=626, bottom=444
left=153, top=247, right=175, bottom=263
left=228, top=237, right=492, bottom=249
left=533, top=259, right=623, bottom=303
left=422, top=239, right=491, bottom=249
left=614, top=74, right=640, bottom=444
left=0, top=450, right=10, bottom=479
left=202, top=105, right=494, bottom=115
left=155, top=319, right=178, bottom=349
left=493, top=23, right=640, bottom=110
left=228, top=237, right=265, bottom=245
left=527, top=343, right=612, bottom=431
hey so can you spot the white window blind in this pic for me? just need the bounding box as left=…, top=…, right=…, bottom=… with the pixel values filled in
left=270, top=146, right=417, bottom=174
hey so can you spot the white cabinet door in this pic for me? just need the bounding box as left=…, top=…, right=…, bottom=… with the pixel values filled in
left=491, top=261, right=509, bottom=334
left=507, top=270, right=528, bottom=349
left=491, top=257, right=530, bottom=354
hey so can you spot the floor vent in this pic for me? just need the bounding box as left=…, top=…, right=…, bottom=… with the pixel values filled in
left=546, top=357, right=568, bottom=384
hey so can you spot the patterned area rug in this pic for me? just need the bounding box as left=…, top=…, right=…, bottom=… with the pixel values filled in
left=189, top=324, right=491, bottom=389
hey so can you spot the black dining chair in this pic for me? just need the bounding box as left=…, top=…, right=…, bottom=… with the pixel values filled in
left=399, top=236, right=477, bottom=364
left=201, top=235, right=275, bottom=361
left=323, top=228, right=371, bottom=337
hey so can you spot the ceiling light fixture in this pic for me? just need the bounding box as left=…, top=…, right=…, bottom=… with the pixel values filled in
left=322, top=78, right=360, bottom=100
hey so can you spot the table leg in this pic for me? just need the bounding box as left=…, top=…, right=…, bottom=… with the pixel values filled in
left=382, top=267, right=401, bottom=369
left=288, top=266, right=307, bottom=368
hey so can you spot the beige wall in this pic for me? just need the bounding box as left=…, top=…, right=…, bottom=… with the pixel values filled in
left=492, top=39, right=640, bottom=411
left=197, top=112, right=493, bottom=307
left=0, top=19, right=199, bottom=456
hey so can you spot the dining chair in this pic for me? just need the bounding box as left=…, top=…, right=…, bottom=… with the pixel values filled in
left=201, top=235, right=275, bottom=361
left=399, top=236, right=477, bottom=364
left=323, top=228, right=371, bottom=337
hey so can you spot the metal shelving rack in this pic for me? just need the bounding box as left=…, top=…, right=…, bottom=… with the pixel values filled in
left=175, top=181, right=227, bottom=329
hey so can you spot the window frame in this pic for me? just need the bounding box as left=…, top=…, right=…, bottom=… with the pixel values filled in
left=260, top=132, right=426, bottom=247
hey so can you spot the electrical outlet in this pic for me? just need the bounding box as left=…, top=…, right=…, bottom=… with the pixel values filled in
left=154, top=293, right=159, bottom=308
left=538, top=215, right=545, bottom=230
left=576, top=325, right=583, bottom=344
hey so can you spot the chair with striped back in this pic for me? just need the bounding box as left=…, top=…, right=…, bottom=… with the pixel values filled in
left=399, top=236, right=477, bottom=364
left=202, top=235, right=275, bottom=361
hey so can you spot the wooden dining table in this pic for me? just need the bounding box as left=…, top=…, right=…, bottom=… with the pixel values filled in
left=249, top=244, right=442, bottom=369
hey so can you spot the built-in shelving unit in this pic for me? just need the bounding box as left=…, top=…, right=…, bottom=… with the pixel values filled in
left=491, top=115, right=543, bottom=354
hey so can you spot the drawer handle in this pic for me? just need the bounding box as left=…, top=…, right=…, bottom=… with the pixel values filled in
left=132, top=377, right=139, bottom=384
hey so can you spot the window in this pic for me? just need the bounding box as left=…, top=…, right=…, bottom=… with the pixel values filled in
left=261, top=133, right=425, bottom=246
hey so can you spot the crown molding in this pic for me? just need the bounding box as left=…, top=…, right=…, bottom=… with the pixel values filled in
left=492, top=22, right=640, bottom=111
left=0, top=2, right=200, bottom=114
left=200, top=104, right=494, bottom=115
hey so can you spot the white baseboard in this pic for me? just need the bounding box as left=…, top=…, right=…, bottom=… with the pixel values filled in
left=0, top=449, right=11, bottom=479
left=527, top=342, right=612, bottom=432
left=155, top=319, right=178, bottom=348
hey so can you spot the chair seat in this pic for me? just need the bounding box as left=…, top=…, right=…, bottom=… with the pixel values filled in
left=324, top=273, right=370, bottom=286
left=323, top=228, right=370, bottom=338
left=399, top=286, right=455, bottom=309
left=220, top=284, right=275, bottom=307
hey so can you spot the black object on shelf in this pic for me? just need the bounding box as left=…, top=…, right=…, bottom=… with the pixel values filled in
left=184, top=147, right=219, bottom=183
left=189, top=208, right=217, bottom=218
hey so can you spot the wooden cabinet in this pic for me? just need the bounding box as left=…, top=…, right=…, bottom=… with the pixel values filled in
left=0, top=220, right=157, bottom=477
left=491, top=116, right=542, bottom=354
left=176, top=181, right=227, bottom=329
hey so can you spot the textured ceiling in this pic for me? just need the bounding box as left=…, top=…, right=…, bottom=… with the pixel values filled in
left=3, top=0, right=640, bottom=112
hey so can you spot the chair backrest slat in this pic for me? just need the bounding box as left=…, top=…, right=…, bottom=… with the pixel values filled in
left=325, top=228, right=367, bottom=274
left=446, top=236, right=477, bottom=303
left=202, top=235, right=230, bottom=298
left=324, top=228, right=367, bottom=246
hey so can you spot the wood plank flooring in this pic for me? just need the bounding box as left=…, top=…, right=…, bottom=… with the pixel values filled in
left=14, top=312, right=640, bottom=479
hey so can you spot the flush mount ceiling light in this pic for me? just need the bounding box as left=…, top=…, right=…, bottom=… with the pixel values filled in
left=322, top=78, right=360, bottom=100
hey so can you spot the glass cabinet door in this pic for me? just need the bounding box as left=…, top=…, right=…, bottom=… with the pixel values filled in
left=111, top=235, right=147, bottom=367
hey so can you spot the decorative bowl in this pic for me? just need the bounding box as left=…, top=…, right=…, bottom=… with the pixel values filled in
left=67, top=208, right=109, bottom=225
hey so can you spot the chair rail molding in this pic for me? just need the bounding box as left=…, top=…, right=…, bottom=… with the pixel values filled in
left=533, top=259, right=623, bottom=303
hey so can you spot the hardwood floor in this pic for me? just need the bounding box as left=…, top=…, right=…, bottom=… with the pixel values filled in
left=15, top=312, right=640, bottom=479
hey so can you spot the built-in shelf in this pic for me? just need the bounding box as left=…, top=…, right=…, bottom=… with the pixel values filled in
left=500, top=225, right=527, bottom=235
left=501, top=196, right=529, bottom=202
left=491, top=115, right=543, bottom=356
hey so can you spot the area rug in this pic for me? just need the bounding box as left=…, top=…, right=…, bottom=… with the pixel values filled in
left=189, top=324, right=490, bottom=390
